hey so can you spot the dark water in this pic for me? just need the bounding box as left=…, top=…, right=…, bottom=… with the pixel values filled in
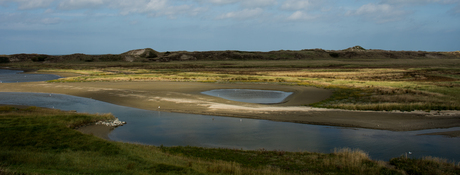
left=201, top=89, right=293, bottom=104
left=0, top=69, right=61, bottom=83
left=0, top=92, right=459, bottom=161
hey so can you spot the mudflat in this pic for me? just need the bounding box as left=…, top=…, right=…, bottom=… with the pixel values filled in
left=2, top=81, right=460, bottom=132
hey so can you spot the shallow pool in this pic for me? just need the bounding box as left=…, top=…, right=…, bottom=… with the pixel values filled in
left=201, top=89, right=293, bottom=104
left=0, top=92, right=459, bottom=161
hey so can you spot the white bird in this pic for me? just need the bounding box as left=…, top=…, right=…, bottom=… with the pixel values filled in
left=158, top=106, right=160, bottom=108
left=240, top=119, right=242, bottom=122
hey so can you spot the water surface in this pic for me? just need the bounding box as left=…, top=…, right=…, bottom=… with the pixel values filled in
left=0, top=92, right=458, bottom=161
left=201, top=89, right=293, bottom=104
left=0, top=69, right=61, bottom=83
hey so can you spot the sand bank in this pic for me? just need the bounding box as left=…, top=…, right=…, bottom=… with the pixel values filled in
left=1, top=81, right=460, bottom=132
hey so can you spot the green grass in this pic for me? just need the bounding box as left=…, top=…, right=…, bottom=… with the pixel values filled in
left=390, top=157, right=460, bottom=175
left=0, top=106, right=199, bottom=174
left=2, top=106, right=458, bottom=174
left=159, top=146, right=401, bottom=175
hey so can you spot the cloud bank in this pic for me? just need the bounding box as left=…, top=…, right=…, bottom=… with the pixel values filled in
left=0, top=0, right=459, bottom=54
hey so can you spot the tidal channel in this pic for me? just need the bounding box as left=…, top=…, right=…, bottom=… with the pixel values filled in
left=0, top=92, right=459, bottom=161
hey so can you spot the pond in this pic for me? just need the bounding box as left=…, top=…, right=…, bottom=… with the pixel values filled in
left=201, top=89, right=293, bottom=104
left=0, top=69, right=61, bottom=83
left=0, top=92, right=459, bottom=161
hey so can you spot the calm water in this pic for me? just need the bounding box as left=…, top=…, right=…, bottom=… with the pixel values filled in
left=201, top=89, right=293, bottom=104
left=0, top=69, right=61, bottom=83
left=0, top=92, right=459, bottom=161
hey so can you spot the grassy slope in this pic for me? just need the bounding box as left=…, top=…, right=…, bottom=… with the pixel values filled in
left=1, top=106, right=459, bottom=174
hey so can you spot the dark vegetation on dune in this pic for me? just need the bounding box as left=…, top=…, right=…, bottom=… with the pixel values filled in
left=2, top=46, right=459, bottom=63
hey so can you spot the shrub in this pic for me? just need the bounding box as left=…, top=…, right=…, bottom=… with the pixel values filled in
left=329, top=53, right=339, bottom=58
left=0, top=57, right=9, bottom=63
left=31, top=55, right=47, bottom=62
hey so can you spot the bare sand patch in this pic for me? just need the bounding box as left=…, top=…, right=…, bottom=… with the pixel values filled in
left=1, top=81, right=460, bottom=132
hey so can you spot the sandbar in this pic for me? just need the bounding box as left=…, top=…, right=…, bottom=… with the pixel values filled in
left=2, top=81, right=460, bottom=134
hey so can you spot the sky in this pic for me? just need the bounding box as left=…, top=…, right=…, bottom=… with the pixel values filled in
left=0, top=0, right=459, bottom=55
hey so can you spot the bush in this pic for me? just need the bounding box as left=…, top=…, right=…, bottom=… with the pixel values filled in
left=329, top=53, right=339, bottom=58
left=31, top=55, right=47, bottom=62
left=0, top=57, right=9, bottom=63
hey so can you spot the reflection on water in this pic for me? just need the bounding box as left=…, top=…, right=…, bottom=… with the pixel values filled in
left=0, top=69, right=61, bottom=83
left=201, top=89, right=293, bottom=104
left=0, top=92, right=459, bottom=161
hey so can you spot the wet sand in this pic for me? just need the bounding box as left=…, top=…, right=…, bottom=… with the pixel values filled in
left=419, top=130, right=460, bottom=138
left=2, top=81, right=460, bottom=134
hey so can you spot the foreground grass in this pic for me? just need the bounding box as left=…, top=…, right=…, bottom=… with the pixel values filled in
left=1, top=106, right=459, bottom=174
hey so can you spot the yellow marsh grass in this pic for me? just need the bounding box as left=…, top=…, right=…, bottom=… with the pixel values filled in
left=44, top=65, right=460, bottom=111
left=262, top=69, right=408, bottom=80
left=320, top=148, right=384, bottom=174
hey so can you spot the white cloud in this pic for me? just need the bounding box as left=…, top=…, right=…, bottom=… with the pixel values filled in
left=241, top=0, right=277, bottom=7
left=0, top=0, right=55, bottom=9
left=346, top=3, right=407, bottom=23
left=0, top=12, right=62, bottom=26
left=115, top=0, right=207, bottom=18
left=0, top=0, right=207, bottom=18
left=198, top=0, right=239, bottom=5
left=58, top=0, right=106, bottom=10
left=39, top=17, right=62, bottom=24
left=381, top=0, right=459, bottom=4
left=58, top=0, right=207, bottom=18
left=287, top=11, right=317, bottom=20
left=198, top=0, right=276, bottom=7
left=216, top=8, right=264, bottom=19
left=113, top=0, right=168, bottom=15
left=280, top=0, right=320, bottom=11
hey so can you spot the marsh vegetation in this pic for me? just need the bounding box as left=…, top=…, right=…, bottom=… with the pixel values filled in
left=1, top=106, right=459, bottom=174
left=4, top=55, right=460, bottom=111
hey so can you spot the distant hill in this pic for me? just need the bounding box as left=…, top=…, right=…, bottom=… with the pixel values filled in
left=3, top=46, right=460, bottom=63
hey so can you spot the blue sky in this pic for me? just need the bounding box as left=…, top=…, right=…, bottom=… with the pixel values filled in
left=1, top=0, right=459, bottom=54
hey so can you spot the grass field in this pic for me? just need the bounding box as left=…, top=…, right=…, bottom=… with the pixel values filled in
left=1, top=106, right=459, bottom=174
left=4, top=57, right=460, bottom=111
